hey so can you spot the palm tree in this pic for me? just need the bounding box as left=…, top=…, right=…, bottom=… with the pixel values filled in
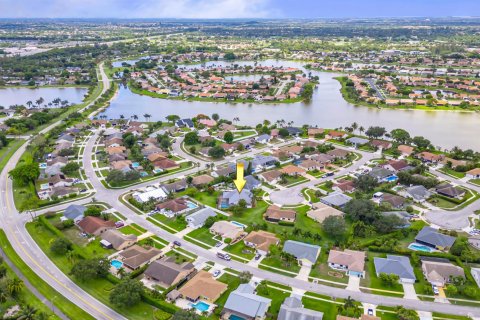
left=143, top=113, right=151, bottom=122
left=35, top=97, right=44, bottom=107
left=116, top=267, right=127, bottom=279
left=17, top=305, right=37, bottom=320
left=132, top=114, right=138, bottom=120
left=359, top=126, right=365, bottom=135
left=7, top=277, right=24, bottom=296
left=0, top=289, right=7, bottom=303
left=26, top=101, right=33, bottom=108
left=351, top=122, right=358, bottom=133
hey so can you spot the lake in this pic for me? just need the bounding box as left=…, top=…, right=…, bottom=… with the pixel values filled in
left=0, top=87, right=88, bottom=108
left=102, top=59, right=480, bottom=150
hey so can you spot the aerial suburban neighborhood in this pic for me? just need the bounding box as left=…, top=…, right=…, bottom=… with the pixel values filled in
left=0, top=3, right=479, bottom=320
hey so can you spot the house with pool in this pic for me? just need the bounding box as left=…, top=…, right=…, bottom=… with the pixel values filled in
left=414, top=226, right=456, bottom=251
left=217, top=189, right=254, bottom=209
left=176, top=270, right=227, bottom=314
left=222, top=284, right=272, bottom=320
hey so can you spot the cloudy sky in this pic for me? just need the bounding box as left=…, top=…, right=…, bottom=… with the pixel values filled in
left=0, top=0, right=478, bottom=19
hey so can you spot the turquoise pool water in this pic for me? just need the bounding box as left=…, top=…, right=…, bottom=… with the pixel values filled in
left=132, top=162, right=140, bottom=168
left=190, top=301, right=210, bottom=312
left=229, top=315, right=245, bottom=320
left=231, top=221, right=246, bottom=229
left=385, top=175, right=398, bottom=182
left=408, top=243, right=434, bottom=252
left=186, top=201, right=198, bottom=209
left=111, top=259, right=123, bottom=269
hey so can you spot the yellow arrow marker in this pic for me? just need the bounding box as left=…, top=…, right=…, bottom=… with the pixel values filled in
left=233, top=162, right=246, bottom=193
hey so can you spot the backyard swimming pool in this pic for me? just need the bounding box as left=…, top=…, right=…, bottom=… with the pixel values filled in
left=231, top=221, right=246, bottom=229
left=385, top=175, right=398, bottom=182
left=408, top=243, right=435, bottom=253
left=111, top=259, right=123, bottom=269
left=190, top=301, right=210, bottom=312
left=186, top=201, right=198, bottom=209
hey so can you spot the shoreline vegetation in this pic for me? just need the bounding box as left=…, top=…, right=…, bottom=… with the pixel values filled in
left=128, top=82, right=306, bottom=104
left=334, top=76, right=479, bottom=113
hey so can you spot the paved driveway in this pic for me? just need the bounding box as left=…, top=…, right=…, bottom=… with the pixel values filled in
left=402, top=283, right=418, bottom=300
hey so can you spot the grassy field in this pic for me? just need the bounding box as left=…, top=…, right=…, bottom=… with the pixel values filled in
left=185, top=227, right=218, bottom=246
left=0, top=230, right=94, bottom=320
left=25, top=221, right=161, bottom=320
left=150, top=214, right=187, bottom=232
left=256, top=284, right=291, bottom=319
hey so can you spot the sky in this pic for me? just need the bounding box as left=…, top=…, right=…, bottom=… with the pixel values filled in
left=0, top=0, right=479, bottom=19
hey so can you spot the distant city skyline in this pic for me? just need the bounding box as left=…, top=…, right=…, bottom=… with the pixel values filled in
left=1, top=0, right=479, bottom=19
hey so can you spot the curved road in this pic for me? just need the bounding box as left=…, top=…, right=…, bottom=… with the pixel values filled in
left=0, top=63, right=127, bottom=320
left=1, top=62, right=479, bottom=318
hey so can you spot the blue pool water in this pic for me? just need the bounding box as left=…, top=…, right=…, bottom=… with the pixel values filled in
left=229, top=315, right=246, bottom=320
left=186, top=201, right=198, bottom=209
left=140, top=171, right=148, bottom=177
left=190, top=301, right=210, bottom=312
left=132, top=162, right=140, bottom=168
left=408, top=243, right=434, bottom=252
left=385, top=175, right=398, bottom=182
left=231, top=221, right=246, bottom=229
left=111, top=259, right=123, bottom=269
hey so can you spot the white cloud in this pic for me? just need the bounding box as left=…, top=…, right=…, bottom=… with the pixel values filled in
left=0, top=0, right=279, bottom=18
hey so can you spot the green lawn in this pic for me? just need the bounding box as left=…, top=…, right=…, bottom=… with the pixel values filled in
left=260, top=255, right=300, bottom=276
left=190, top=190, right=220, bottom=208
left=309, top=249, right=349, bottom=284
left=214, top=273, right=242, bottom=317
left=256, top=284, right=291, bottom=319
left=360, top=252, right=404, bottom=296
left=185, top=227, right=218, bottom=247
left=0, top=230, right=94, bottom=320
left=302, top=295, right=339, bottom=320
left=224, top=241, right=255, bottom=261
left=25, top=221, right=162, bottom=320
left=438, top=167, right=466, bottom=179
left=118, top=225, right=144, bottom=236
left=280, top=175, right=308, bottom=186
left=0, top=139, right=25, bottom=172
left=150, top=214, right=187, bottom=232
left=470, top=179, right=480, bottom=186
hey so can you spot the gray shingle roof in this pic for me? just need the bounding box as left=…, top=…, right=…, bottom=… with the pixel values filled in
left=374, top=255, right=416, bottom=281
left=63, top=204, right=86, bottom=220
left=406, top=185, right=431, bottom=201
left=415, top=226, right=456, bottom=248
left=278, top=296, right=324, bottom=320
left=224, top=284, right=271, bottom=318
left=320, top=192, right=352, bottom=207
left=283, top=240, right=321, bottom=264
left=186, top=208, right=216, bottom=228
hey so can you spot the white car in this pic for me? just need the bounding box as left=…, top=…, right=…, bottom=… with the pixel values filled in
left=213, top=270, right=221, bottom=277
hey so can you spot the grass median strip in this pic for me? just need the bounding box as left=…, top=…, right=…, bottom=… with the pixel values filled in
left=0, top=229, right=94, bottom=320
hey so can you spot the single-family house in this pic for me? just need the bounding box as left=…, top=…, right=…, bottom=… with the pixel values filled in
left=133, top=187, right=168, bottom=203
left=373, top=255, right=416, bottom=283
left=278, top=296, right=324, bottom=320
left=264, top=205, right=296, bottom=223
left=328, top=249, right=366, bottom=278
left=415, top=226, right=456, bottom=251
left=259, top=170, right=282, bottom=184
left=77, top=216, right=115, bottom=236
left=143, top=256, right=195, bottom=288
left=178, top=270, right=227, bottom=303
left=155, top=198, right=189, bottom=217
left=218, top=189, right=253, bottom=209
left=280, top=165, right=306, bottom=176
left=100, top=229, right=137, bottom=250
left=209, top=221, right=245, bottom=242
left=119, top=245, right=162, bottom=270
left=283, top=240, right=321, bottom=267
left=421, top=259, right=465, bottom=287
left=405, top=185, right=431, bottom=202
left=191, top=174, right=214, bottom=188
left=62, top=204, right=86, bottom=223
left=435, top=183, right=466, bottom=199
left=243, top=231, right=279, bottom=255
left=466, top=168, right=480, bottom=179
left=223, top=284, right=272, bottom=320
left=307, top=202, right=343, bottom=223
left=320, top=192, right=352, bottom=208
left=185, top=208, right=216, bottom=229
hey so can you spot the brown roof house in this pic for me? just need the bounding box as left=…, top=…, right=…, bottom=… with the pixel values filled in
left=328, top=249, right=366, bottom=278
left=209, top=221, right=245, bottom=242
left=264, top=205, right=296, bottom=223
left=191, top=174, right=214, bottom=188
left=100, top=229, right=137, bottom=250
left=155, top=198, right=190, bottom=218
left=243, top=231, right=279, bottom=255
left=178, top=270, right=227, bottom=303
left=259, top=170, right=282, bottom=184
left=398, top=145, right=414, bottom=156
left=144, top=256, right=195, bottom=288
left=118, top=245, right=162, bottom=270
left=77, top=216, right=115, bottom=236
left=280, top=165, right=306, bottom=176
left=421, top=259, right=465, bottom=287
left=307, top=202, right=343, bottom=223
